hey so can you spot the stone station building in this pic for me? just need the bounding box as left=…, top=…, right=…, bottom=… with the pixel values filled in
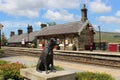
left=8, top=25, right=38, bottom=47
left=36, top=4, right=95, bottom=51
left=8, top=4, right=95, bottom=51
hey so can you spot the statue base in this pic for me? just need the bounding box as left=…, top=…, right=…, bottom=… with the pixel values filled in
left=20, top=68, right=75, bottom=80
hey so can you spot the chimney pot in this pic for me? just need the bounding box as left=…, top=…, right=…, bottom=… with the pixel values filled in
left=27, top=25, right=33, bottom=33
left=18, top=29, right=23, bottom=35
left=10, top=31, right=15, bottom=37
left=41, top=24, right=47, bottom=29
left=81, top=4, right=88, bottom=22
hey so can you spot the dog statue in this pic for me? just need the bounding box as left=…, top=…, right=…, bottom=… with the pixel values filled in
left=36, top=38, right=57, bottom=74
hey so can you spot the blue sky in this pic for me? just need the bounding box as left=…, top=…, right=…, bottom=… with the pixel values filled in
left=0, top=0, right=120, bottom=38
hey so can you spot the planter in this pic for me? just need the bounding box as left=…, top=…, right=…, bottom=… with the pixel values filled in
left=56, top=45, right=60, bottom=50
left=72, top=44, right=77, bottom=51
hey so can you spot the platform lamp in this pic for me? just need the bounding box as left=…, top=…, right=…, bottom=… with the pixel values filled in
left=98, top=26, right=101, bottom=50
left=0, top=23, right=3, bottom=49
left=89, top=25, right=93, bottom=51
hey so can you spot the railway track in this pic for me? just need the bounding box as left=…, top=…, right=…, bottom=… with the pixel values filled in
left=3, top=47, right=120, bottom=68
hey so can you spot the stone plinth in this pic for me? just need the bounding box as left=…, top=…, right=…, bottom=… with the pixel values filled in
left=20, top=68, right=75, bottom=80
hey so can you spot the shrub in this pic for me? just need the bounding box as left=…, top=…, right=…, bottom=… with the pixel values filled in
left=72, top=44, right=77, bottom=51
left=0, top=62, right=26, bottom=80
left=0, top=60, right=9, bottom=65
left=75, top=72, right=115, bottom=80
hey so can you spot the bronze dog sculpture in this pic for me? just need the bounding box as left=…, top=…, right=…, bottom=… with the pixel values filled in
left=36, top=38, right=57, bottom=74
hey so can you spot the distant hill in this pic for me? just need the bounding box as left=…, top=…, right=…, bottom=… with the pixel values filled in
left=94, top=31, right=120, bottom=43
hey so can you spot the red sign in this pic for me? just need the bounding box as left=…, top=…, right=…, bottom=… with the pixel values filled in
left=109, top=44, right=118, bottom=52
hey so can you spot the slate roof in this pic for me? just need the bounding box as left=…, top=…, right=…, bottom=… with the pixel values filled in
left=8, top=20, right=89, bottom=43
left=37, top=20, right=89, bottom=37
left=8, top=31, right=39, bottom=43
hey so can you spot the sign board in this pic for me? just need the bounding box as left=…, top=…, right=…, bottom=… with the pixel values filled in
left=21, top=39, right=25, bottom=45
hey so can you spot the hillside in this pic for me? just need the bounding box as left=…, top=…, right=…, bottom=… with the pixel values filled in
left=94, top=31, right=120, bottom=43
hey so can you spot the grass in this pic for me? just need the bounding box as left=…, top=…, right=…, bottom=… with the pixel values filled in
left=0, top=60, right=9, bottom=65
left=94, top=31, right=120, bottom=43
left=0, top=49, right=4, bottom=53
left=0, top=49, right=5, bottom=57
left=75, top=72, right=115, bottom=80
left=55, top=65, right=64, bottom=71
left=31, top=65, right=64, bottom=71
left=0, top=60, right=115, bottom=80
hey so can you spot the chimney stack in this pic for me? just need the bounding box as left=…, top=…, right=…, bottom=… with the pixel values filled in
left=18, top=29, right=23, bottom=35
left=27, top=24, right=33, bottom=33
left=81, top=4, right=88, bottom=22
left=10, top=31, right=15, bottom=37
left=41, top=24, right=47, bottom=29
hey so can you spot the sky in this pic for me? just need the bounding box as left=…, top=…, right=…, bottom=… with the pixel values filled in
left=0, top=0, right=120, bottom=38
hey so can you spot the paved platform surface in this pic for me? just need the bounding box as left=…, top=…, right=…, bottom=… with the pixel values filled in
left=0, top=53, right=120, bottom=80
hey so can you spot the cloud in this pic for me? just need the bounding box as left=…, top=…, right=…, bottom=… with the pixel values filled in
left=45, top=0, right=80, bottom=9
left=0, top=0, right=41, bottom=18
left=116, top=11, right=120, bottom=17
left=0, top=0, right=80, bottom=18
left=114, top=29, right=120, bottom=33
left=1, top=21, right=29, bottom=33
left=44, top=10, right=80, bottom=21
left=1, top=21, right=42, bottom=30
left=1, top=21, right=28, bottom=38
left=89, top=0, right=111, bottom=13
left=35, top=22, right=42, bottom=27
left=1, top=21, right=42, bottom=38
left=98, top=16, right=120, bottom=24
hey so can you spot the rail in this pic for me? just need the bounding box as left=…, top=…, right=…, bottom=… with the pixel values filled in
left=3, top=47, right=120, bottom=68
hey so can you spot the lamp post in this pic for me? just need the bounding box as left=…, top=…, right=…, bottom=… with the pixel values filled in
left=0, top=23, right=3, bottom=49
left=89, top=26, right=93, bottom=51
left=27, top=24, right=30, bottom=48
left=98, top=26, right=101, bottom=50
left=28, top=33, right=29, bottom=43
